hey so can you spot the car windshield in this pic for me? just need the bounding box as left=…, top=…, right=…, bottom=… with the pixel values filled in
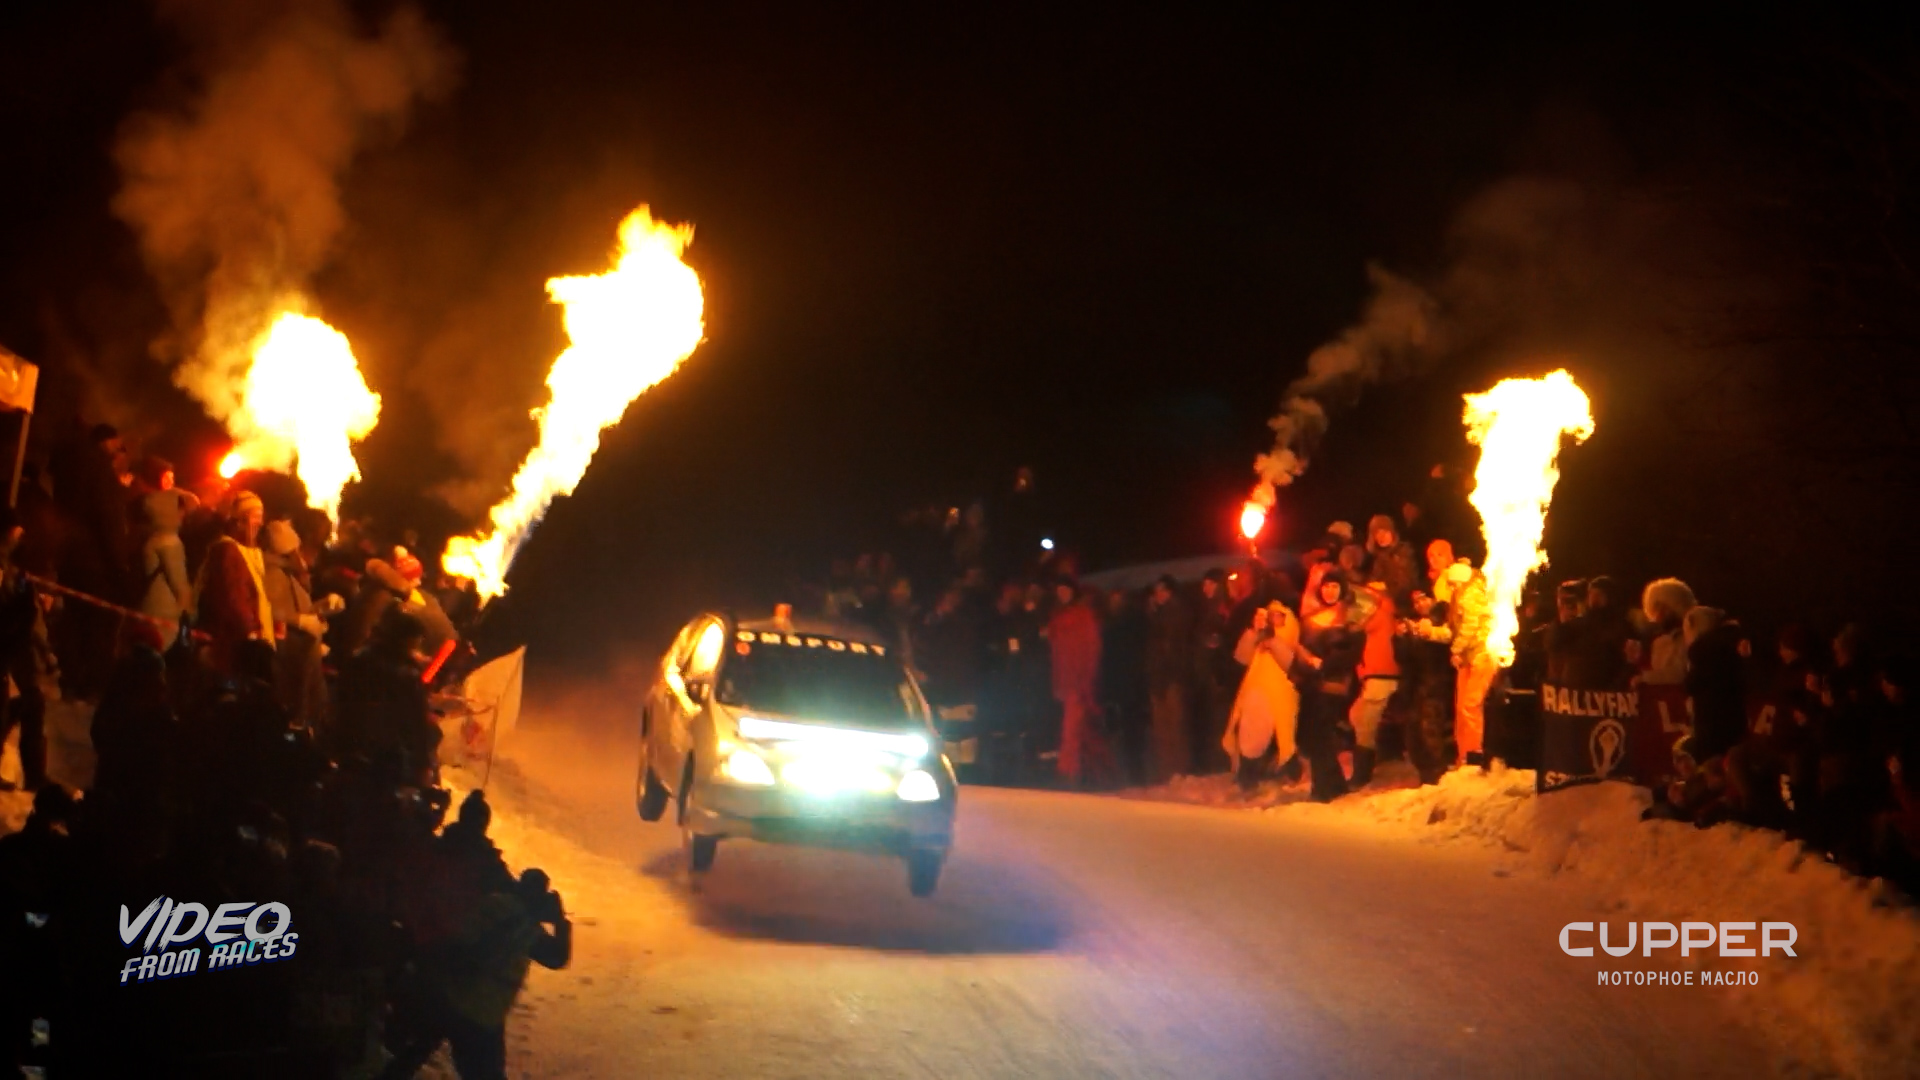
left=717, top=641, right=927, bottom=729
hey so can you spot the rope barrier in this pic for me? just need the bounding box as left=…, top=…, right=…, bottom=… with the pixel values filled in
left=22, top=572, right=212, bottom=643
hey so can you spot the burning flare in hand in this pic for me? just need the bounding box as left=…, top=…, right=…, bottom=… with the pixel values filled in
left=227, top=311, right=382, bottom=520
left=1463, top=369, right=1594, bottom=667
left=1239, top=500, right=1267, bottom=542
left=444, top=206, right=706, bottom=599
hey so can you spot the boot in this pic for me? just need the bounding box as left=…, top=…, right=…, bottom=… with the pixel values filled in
left=1310, top=750, right=1348, bottom=802
left=1351, top=747, right=1377, bottom=788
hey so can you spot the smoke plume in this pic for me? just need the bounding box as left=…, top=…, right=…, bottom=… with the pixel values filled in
left=1250, top=263, right=1436, bottom=507
left=111, top=0, right=456, bottom=426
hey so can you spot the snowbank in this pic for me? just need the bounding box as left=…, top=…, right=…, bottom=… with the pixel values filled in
left=1288, top=767, right=1920, bottom=1078
left=1123, top=758, right=1423, bottom=810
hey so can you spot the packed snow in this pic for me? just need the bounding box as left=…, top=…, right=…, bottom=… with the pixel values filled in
left=1126, top=757, right=1423, bottom=810
left=1145, top=764, right=1920, bottom=1077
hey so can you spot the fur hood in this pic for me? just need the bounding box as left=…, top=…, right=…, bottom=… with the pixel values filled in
left=1365, top=513, right=1400, bottom=552
left=1641, top=577, right=1697, bottom=624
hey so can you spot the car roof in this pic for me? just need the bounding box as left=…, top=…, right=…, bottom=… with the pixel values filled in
left=731, top=614, right=890, bottom=647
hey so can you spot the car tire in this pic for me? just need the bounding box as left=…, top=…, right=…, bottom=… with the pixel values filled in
left=688, top=833, right=718, bottom=873
left=637, top=759, right=670, bottom=822
left=907, top=850, right=943, bottom=898
left=676, top=757, right=696, bottom=826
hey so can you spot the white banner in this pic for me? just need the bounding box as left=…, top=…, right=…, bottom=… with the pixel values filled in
left=437, top=647, right=525, bottom=771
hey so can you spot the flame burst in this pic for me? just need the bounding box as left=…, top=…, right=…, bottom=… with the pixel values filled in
left=444, top=206, right=706, bottom=599
left=226, top=312, right=382, bottom=520
left=1463, top=369, right=1594, bottom=667
left=1239, top=500, right=1267, bottom=542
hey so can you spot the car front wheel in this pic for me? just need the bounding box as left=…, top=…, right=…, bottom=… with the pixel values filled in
left=907, top=849, right=944, bottom=897
left=637, top=758, right=670, bottom=822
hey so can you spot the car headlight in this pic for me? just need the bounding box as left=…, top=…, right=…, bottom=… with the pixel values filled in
left=897, top=769, right=940, bottom=803
left=782, top=757, right=896, bottom=795
left=720, top=750, right=776, bottom=786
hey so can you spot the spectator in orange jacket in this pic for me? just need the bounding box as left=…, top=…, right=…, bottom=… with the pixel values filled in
left=1350, top=579, right=1401, bottom=786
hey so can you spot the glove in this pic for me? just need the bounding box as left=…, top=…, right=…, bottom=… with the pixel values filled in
left=315, top=594, right=346, bottom=617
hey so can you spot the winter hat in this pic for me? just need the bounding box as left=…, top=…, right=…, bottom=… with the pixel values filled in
left=1325, top=521, right=1355, bottom=542
left=1445, top=562, right=1474, bottom=586
left=392, top=546, right=424, bottom=584
left=1366, top=514, right=1398, bottom=548
left=223, top=488, right=263, bottom=521
left=263, top=519, right=300, bottom=556
left=457, top=789, right=491, bottom=831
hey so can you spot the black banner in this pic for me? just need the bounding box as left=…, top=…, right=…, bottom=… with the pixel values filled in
left=1537, top=683, right=1641, bottom=793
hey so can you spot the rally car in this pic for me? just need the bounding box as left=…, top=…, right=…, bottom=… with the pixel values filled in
left=636, top=611, right=958, bottom=896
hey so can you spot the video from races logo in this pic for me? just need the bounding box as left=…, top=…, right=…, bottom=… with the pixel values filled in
left=116, top=897, right=299, bottom=985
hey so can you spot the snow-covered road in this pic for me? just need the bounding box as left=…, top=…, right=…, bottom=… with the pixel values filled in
left=474, top=707, right=1771, bottom=1079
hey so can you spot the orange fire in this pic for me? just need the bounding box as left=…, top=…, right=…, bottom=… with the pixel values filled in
left=444, top=206, right=706, bottom=599
left=1239, top=500, right=1267, bottom=541
left=226, top=311, right=382, bottom=520
left=1463, top=369, right=1594, bottom=666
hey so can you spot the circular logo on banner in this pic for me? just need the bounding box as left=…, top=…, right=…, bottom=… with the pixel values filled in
left=1589, top=719, right=1627, bottom=778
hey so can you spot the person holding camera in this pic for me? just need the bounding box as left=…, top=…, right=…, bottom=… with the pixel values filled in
left=432, top=866, right=573, bottom=1080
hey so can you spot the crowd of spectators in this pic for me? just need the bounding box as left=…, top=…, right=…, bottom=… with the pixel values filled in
left=0, top=421, right=563, bottom=1078
left=792, top=465, right=1920, bottom=900
left=2, top=425, right=1916, bottom=1074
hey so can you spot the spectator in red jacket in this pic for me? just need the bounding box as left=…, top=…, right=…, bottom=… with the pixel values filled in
left=192, top=489, right=273, bottom=677
left=1047, top=581, right=1108, bottom=786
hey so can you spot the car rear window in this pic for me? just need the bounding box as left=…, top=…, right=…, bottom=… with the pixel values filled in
left=718, top=640, right=927, bottom=729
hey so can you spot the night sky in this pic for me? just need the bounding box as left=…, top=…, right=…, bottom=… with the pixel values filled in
left=4, top=3, right=1919, bottom=664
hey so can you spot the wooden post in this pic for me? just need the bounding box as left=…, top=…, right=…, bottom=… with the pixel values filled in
left=7, top=409, right=28, bottom=509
